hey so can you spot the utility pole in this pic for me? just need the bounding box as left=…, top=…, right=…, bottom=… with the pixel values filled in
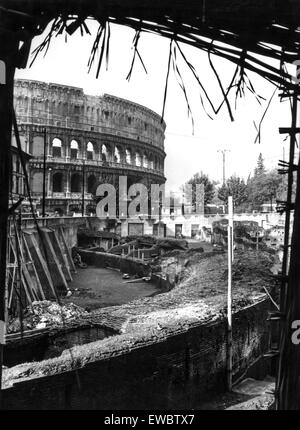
left=218, top=149, right=230, bottom=186
left=227, top=195, right=234, bottom=391
left=42, top=128, right=47, bottom=218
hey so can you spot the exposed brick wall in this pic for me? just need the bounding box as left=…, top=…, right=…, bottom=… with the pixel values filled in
left=2, top=299, right=271, bottom=410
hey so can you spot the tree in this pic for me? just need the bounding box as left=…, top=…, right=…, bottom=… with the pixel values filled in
left=185, top=172, right=215, bottom=205
left=254, top=153, right=266, bottom=177
left=247, top=168, right=282, bottom=210
left=218, top=175, right=248, bottom=209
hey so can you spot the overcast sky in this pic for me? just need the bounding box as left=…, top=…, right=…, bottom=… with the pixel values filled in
left=15, top=19, right=295, bottom=192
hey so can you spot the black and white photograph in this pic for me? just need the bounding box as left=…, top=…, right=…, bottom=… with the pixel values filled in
left=0, top=0, right=300, bottom=414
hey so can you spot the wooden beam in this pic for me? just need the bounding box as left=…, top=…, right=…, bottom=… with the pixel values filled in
left=0, top=29, right=18, bottom=407
left=279, top=127, right=300, bottom=135
left=277, top=149, right=300, bottom=409
left=23, top=231, right=57, bottom=300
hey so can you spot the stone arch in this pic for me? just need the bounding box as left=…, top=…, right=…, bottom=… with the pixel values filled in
left=143, top=153, right=148, bottom=168
left=87, top=174, right=97, bottom=194
left=135, top=151, right=142, bottom=167
left=86, top=141, right=94, bottom=160
left=101, top=144, right=112, bottom=162
left=52, top=138, right=62, bottom=158
left=70, top=139, right=79, bottom=159
left=101, top=144, right=108, bottom=162
left=149, top=154, right=154, bottom=169
left=71, top=173, right=81, bottom=192
left=125, top=148, right=132, bottom=164
left=54, top=207, right=64, bottom=216
left=52, top=172, right=63, bottom=192
left=69, top=204, right=81, bottom=214
left=114, top=146, right=121, bottom=163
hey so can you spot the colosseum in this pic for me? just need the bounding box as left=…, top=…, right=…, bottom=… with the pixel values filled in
left=13, top=79, right=166, bottom=216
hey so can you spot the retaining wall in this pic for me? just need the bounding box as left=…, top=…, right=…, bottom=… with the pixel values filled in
left=78, top=249, right=151, bottom=278
left=2, top=299, right=271, bottom=410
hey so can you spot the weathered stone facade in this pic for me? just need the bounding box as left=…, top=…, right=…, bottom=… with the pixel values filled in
left=13, top=79, right=166, bottom=215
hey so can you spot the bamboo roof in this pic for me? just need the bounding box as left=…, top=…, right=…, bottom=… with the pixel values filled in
left=2, top=1, right=300, bottom=118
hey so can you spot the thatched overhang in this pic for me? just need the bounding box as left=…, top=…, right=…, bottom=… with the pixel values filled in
left=1, top=0, right=300, bottom=89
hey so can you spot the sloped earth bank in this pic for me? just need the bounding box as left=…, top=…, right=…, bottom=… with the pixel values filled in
left=3, top=249, right=278, bottom=398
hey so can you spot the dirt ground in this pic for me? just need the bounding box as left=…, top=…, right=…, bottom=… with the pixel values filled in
left=63, top=267, right=160, bottom=310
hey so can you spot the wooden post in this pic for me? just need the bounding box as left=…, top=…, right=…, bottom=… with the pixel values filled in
left=228, top=196, right=234, bottom=261
left=277, top=86, right=300, bottom=409
left=276, top=148, right=300, bottom=409
left=0, top=33, right=18, bottom=407
left=227, top=196, right=233, bottom=391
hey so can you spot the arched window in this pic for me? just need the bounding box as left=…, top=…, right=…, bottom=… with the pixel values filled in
left=52, top=138, right=62, bottom=158
left=70, top=139, right=79, bottom=159
left=114, top=146, right=121, bottom=163
left=87, top=175, right=97, bottom=194
left=143, top=154, right=148, bottom=168
left=71, top=173, right=81, bottom=193
left=69, top=204, right=80, bottom=214
left=52, top=172, right=63, bottom=192
left=101, top=144, right=108, bottom=162
left=135, top=151, right=142, bottom=167
left=54, top=207, right=63, bottom=216
left=149, top=155, right=154, bottom=170
left=87, top=141, right=94, bottom=160
left=125, top=149, right=131, bottom=164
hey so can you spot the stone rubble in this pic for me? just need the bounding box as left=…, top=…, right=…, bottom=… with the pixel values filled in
left=8, top=300, right=88, bottom=333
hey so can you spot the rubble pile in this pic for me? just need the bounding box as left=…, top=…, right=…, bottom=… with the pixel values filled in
left=149, top=248, right=277, bottom=311
left=8, top=301, right=89, bottom=333
left=229, top=251, right=276, bottom=283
